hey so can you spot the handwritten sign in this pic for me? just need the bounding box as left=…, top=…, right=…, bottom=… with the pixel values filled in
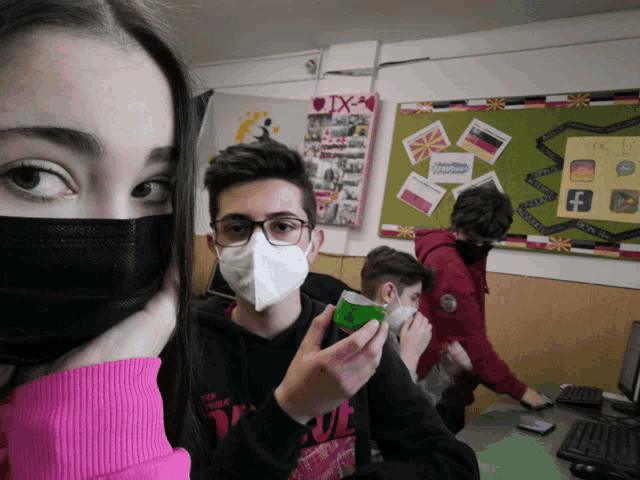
left=427, top=152, right=474, bottom=184
left=557, top=137, right=639, bottom=223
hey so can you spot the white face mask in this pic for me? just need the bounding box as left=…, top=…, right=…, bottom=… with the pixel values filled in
left=217, top=231, right=313, bottom=312
left=383, top=284, right=418, bottom=336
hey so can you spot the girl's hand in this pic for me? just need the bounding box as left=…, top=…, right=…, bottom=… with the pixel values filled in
left=13, top=263, right=179, bottom=388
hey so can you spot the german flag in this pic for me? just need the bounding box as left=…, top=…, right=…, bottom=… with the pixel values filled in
left=614, top=91, right=639, bottom=105
left=505, top=235, right=527, bottom=248
left=460, top=128, right=502, bottom=164
left=524, top=96, right=546, bottom=109
left=594, top=243, right=620, bottom=258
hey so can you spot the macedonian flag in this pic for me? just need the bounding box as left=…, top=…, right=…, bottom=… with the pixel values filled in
left=409, top=130, right=448, bottom=164
left=547, top=237, right=571, bottom=252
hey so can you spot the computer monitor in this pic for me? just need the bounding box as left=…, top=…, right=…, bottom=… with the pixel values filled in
left=615, top=320, right=640, bottom=413
left=205, top=260, right=235, bottom=302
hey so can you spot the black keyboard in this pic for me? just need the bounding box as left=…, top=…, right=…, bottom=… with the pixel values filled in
left=556, top=385, right=603, bottom=408
left=557, top=419, right=640, bottom=477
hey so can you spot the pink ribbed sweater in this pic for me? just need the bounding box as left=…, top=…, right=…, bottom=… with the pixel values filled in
left=0, top=358, right=190, bottom=479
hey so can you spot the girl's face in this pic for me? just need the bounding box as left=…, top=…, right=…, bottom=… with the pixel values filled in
left=0, top=32, right=175, bottom=218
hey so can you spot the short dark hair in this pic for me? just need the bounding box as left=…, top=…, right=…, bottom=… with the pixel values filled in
left=204, top=140, right=317, bottom=226
left=450, top=187, right=513, bottom=241
left=360, top=246, right=434, bottom=300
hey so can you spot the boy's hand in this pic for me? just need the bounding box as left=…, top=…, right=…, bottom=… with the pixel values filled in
left=399, top=312, right=432, bottom=372
left=520, top=388, right=554, bottom=410
left=275, top=305, right=388, bottom=425
left=439, top=341, right=472, bottom=377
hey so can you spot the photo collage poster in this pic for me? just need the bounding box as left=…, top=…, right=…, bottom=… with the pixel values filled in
left=302, top=93, right=380, bottom=226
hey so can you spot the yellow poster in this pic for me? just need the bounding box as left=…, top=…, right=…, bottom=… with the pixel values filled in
left=557, top=137, right=640, bottom=224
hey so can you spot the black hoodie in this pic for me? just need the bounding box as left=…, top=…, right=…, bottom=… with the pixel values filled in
left=192, top=293, right=480, bottom=480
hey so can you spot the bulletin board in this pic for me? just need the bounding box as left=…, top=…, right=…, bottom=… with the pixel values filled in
left=378, top=90, right=640, bottom=260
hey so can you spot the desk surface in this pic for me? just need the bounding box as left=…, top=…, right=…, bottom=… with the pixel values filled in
left=456, top=384, right=637, bottom=479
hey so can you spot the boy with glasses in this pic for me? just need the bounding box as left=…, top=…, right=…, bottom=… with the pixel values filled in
left=194, top=141, right=479, bottom=479
left=414, top=187, right=553, bottom=435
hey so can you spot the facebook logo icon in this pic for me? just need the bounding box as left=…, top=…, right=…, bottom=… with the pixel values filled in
left=566, top=189, right=593, bottom=212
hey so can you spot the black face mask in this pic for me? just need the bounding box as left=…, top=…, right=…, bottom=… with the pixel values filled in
left=455, top=240, right=494, bottom=266
left=0, top=214, right=172, bottom=365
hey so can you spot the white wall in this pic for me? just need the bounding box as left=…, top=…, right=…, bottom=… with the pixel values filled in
left=192, top=10, right=640, bottom=290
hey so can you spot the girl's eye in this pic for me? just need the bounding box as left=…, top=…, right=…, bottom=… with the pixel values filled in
left=131, top=180, right=173, bottom=204
left=5, top=166, right=73, bottom=200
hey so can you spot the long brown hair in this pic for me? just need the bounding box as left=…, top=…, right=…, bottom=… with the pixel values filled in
left=0, top=0, right=206, bottom=464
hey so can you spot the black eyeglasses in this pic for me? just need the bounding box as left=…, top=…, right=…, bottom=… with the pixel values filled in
left=212, top=217, right=313, bottom=247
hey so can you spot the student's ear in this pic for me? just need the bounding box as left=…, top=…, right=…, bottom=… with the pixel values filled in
left=380, top=282, right=395, bottom=304
left=307, top=228, right=324, bottom=264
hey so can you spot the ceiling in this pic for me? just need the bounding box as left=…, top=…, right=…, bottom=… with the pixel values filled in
left=157, top=0, right=640, bottom=66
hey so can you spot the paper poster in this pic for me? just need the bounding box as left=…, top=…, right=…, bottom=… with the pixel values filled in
left=396, top=172, right=446, bottom=216
left=457, top=119, right=511, bottom=165
left=427, top=152, right=474, bottom=184
left=203, top=92, right=308, bottom=170
left=557, top=137, right=640, bottom=223
left=195, top=92, right=309, bottom=234
left=303, top=92, right=380, bottom=226
left=451, top=171, right=505, bottom=200
left=402, top=120, right=451, bottom=165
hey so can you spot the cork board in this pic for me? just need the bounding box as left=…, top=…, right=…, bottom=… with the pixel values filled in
left=379, top=89, right=640, bottom=260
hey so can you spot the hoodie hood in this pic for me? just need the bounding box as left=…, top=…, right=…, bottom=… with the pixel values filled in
left=415, top=228, right=456, bottom=263
left=195, top=295, right=314, bottom=348
left=194, top=293, right=327, bottom=409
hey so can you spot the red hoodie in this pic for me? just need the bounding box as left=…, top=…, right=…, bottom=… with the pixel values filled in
left=415, top=229, right=527, bottom=408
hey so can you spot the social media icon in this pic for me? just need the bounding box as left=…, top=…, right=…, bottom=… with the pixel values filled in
left=566, top=189, right=593, bottom=212
left=610, top=190, right=639, bottom=214
left=616, top=160, right=635, bottom=177
left=570, top=160, right=595, bottom=182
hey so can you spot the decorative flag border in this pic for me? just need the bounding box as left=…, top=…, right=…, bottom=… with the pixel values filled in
left=379, top=225, right=640, bottom=261
left=398, top=91, right=640, bottom=114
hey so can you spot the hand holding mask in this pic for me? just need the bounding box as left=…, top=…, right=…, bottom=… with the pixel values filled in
left=399, top=312, right=433, bottom=372
left=275, top=304, right=388, bottom=425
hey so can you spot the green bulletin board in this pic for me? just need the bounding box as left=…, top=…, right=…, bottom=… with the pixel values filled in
left=378, top=90, right=640, bottom=260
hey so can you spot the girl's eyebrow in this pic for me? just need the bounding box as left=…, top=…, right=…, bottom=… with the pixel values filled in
left=0, top=126, right=176, bottom=165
